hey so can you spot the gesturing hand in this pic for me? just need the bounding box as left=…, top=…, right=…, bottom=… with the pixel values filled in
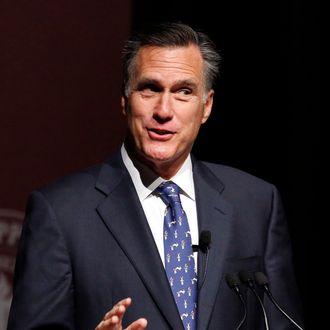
left=95, top=297, right=147, bottom=330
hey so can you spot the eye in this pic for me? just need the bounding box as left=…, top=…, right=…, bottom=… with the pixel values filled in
left=178, top=88, right=192, bottom=95
left=175, top=88, right=193, bottom=101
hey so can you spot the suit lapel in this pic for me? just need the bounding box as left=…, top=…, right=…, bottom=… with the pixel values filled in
left=95, top=152, right=184, bottom=330
left=193, top=160, right=233, bottom=330
left=95, top=152, right=232, bottom=330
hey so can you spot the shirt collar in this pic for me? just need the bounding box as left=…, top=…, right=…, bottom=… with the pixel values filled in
left=121, top=144, right=195, bottom=202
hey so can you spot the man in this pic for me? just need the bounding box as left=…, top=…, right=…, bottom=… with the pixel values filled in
left=8, top=22, right=304, bottom=330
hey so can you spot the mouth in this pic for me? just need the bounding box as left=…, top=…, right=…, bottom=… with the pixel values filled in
left=147, top=128, right=174, bottom=141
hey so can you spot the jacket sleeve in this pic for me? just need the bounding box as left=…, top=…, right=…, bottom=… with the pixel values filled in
left=264, top=185, right=305, bottom=329
left=7, top=191, right=74, bottom=330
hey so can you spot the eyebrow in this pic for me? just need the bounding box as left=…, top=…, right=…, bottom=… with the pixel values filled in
left=135, top=78, right=160, bottom=90
left=135, top=78, right=198, bottom=91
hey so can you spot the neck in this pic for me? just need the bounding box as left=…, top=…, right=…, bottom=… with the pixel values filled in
left=124, top=140, right=188, bottom=181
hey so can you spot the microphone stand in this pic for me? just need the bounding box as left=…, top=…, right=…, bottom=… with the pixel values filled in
left=239, top=270, right=269, bottom=330
left=225, top=273, right=247, bottom=330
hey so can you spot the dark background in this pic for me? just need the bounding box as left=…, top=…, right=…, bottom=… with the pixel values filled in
left=0, top=0, right=319, bottom=328
left=132, top=1, right=319, bottom=327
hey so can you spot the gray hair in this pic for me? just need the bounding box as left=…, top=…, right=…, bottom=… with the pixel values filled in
left=122, top=22, right=221, bottom=97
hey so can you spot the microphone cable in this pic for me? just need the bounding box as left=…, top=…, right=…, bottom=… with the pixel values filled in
left=254, top=271, right=304, bottom=330
left=193, top=230, right=211, bottom=290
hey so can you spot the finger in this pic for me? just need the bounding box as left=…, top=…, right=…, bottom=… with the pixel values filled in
left=126, top=318, right=148, bottom=330
left=103, top=297, right=132, bottom=320
left=97, top=297, right=132, bottom=330
left=95, top=316, right=118, bottom=330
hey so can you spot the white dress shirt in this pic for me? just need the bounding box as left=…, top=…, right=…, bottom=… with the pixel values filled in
left=121, top=144, right=199, bottom=267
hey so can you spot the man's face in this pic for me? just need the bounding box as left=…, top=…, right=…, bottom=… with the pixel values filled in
left=122, top=44, right=214, bottom=173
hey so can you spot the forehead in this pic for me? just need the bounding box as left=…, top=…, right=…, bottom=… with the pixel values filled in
left=133, top=45, right=204, bottom=81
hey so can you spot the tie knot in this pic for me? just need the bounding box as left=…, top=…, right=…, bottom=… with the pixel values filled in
left=156, top=181, right=181, bottom=206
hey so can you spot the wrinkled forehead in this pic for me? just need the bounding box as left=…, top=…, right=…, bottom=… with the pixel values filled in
left=133, top=45, right=205, bottom=82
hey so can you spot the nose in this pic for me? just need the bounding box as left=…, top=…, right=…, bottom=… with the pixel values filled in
left=153, top=92, right=173, bottom=121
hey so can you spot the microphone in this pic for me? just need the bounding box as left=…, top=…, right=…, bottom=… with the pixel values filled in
left=193, top=230, right=211, bottom=290
left=254, top=271, right=304, bottom=330
left=225, top=273, right=247, bottom=330
left=192, top=230, right=211, bottom=252
left=239, top=270, right=269, bottom=330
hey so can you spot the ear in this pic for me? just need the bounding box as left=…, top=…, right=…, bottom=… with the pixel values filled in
left=121, top=96, right=127, bottom=115
left=201, top=89, right=214, bottom=124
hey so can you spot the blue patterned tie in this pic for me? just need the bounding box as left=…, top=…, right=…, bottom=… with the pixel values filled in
left=157, top=181, right=197, bottom=330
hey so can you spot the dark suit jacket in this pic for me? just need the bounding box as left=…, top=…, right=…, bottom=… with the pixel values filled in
left=8, top=150, right=304, bottom=329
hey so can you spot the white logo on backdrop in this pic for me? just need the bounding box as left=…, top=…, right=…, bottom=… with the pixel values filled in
left=0, top=208, right=24, bottom=330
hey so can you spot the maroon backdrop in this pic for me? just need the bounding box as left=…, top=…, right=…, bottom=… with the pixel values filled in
left=0, top=1, right=318, bottom=328
left=0, top=1, right=131, bottom=328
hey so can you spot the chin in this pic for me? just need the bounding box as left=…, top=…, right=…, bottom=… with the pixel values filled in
left=143, top=147, right=175, bottom=163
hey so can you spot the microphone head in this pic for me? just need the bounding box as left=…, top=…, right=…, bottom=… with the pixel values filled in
left=238, top=270, right=254, bottom=284
left=254, top=271, right=269, bottom=286
left=199, top=230, right=211, bottom=252
left=225, top=273, right=241, bottom=289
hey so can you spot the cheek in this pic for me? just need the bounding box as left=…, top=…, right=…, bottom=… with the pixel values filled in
left=186, top=111, right=206, bottom=137
left=184, top=106, right=205, bottom=126
left=129, top=103, right=157, bottom=137
left=128, top=97, right=151, bottom=119
left=125, top=107, right=147, bottom=139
